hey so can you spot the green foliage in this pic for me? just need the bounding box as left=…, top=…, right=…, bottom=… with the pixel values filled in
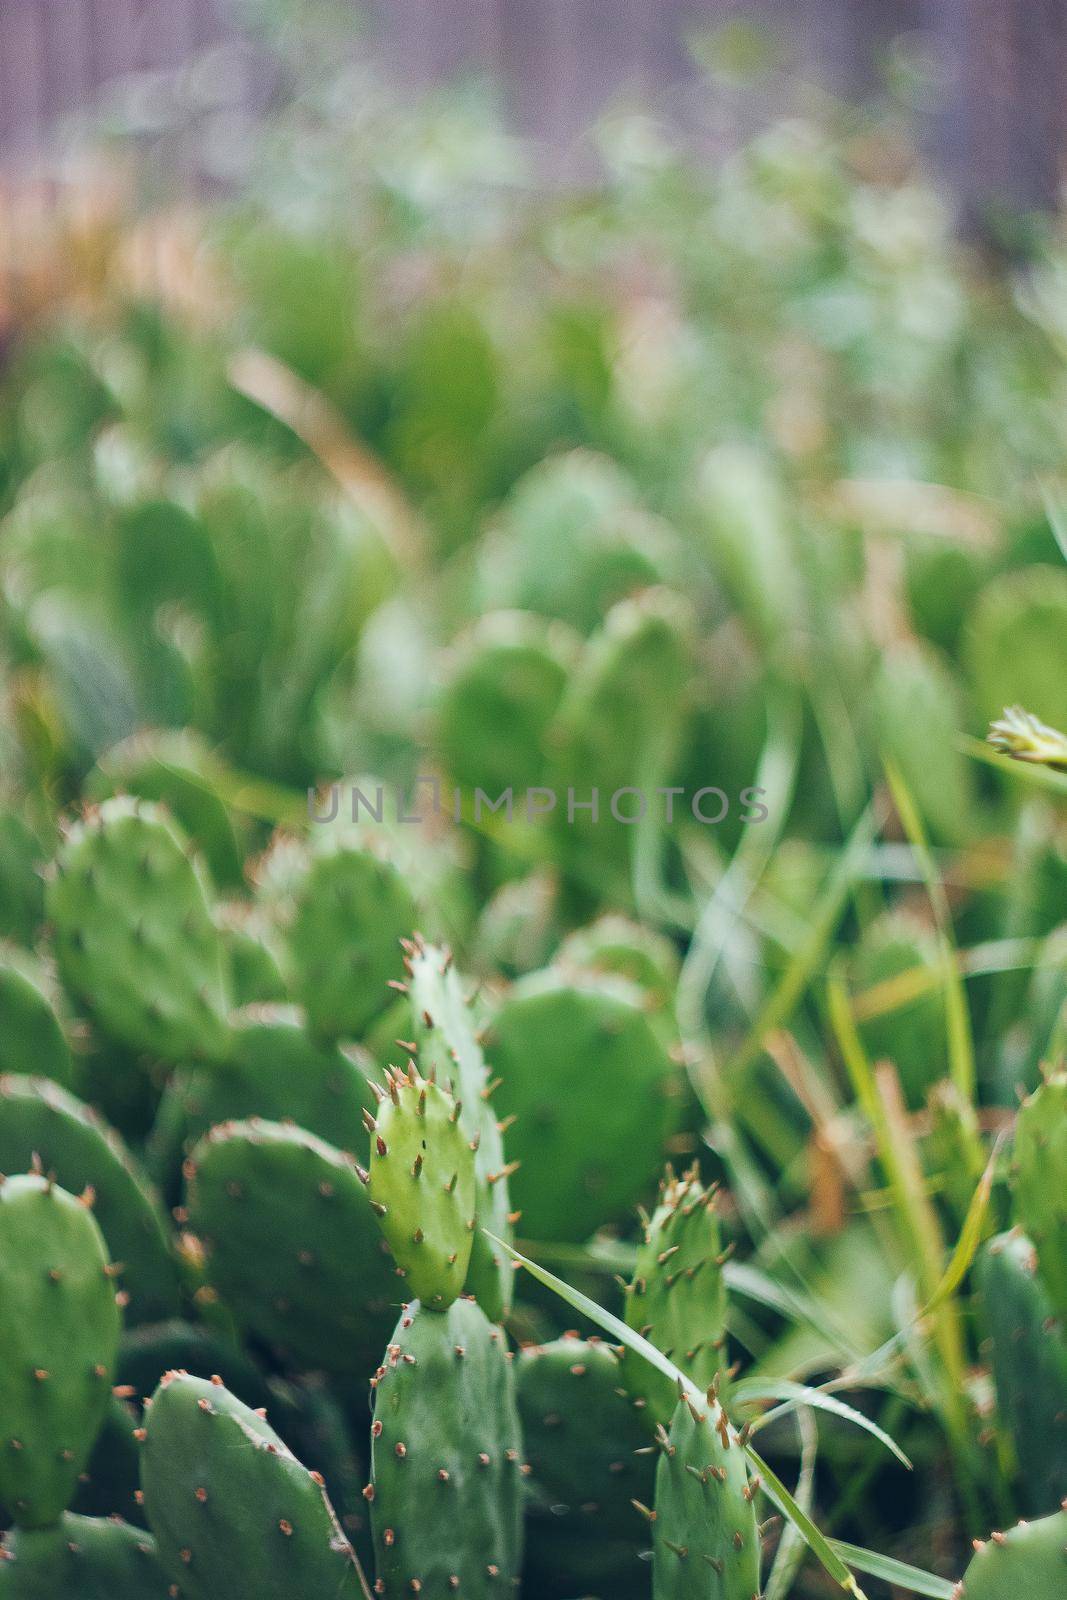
left=0, top=1513, right=173, bottom=1599
left=959, top=1510, right=1067, bottom=1599
left=651, top=1392, right=761, bottom=1600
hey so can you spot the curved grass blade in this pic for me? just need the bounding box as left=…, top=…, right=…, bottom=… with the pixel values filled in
left=828, top=1541, right=957, bottom=1598
left=732, top=1377, right=911, bottom=1467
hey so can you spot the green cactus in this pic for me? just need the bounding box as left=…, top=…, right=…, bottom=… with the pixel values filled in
left=549, top=589, right=693, bottom=883
left=479, top=449, right=678, bottom=632
left=976, top=1231, right=1067, bottom=1516
left=958, top=1509, right=1067, bottom=1599
left=86, top=728, right=246, bottom=890
left=621, top=1166, right=730, bottom=1429
left=406, top=937, right=514, bottom=1321
left=437, top=611, right=578, bottom=801
left=48, top=798, right=231, bottom=1063
left=651, top=1391, right=761, bottom=1600
left=148, top=1005, right=378, bottom=1198
left=365, top=1062, right=476, bottom=1309
left=473, top=873, right=559, bottom=979
left=517, top=1334, right=654, bottom=1600
left=139, top=1372, right=366, bottom=1600
left=287, top=839, right=417, bottom=1041
left=369, top=1297, right=524, bottom=1598
left=213, top=902, right=288, bottom=1007
left=0, top=1513, right=174, bottom=1599
left=0, top=1075, right=180, bottom=1326
left=556, top=914, right=680, bottom=1013
left=488, top=971, right=682, bottom=1242
left=0, top=1173, right=121, bottom=1528
left=185, top=1119, right=398, bottom=1375
left=0, top=813, right=48, bottom=947
left=1014, top=1070, right=1067, bottom=1322
left=0, top=947, right=74, bottom=1088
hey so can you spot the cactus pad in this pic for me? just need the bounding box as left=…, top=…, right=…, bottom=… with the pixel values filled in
left=1014, top=1070, right=1067, bottom=1322
left=0, top=1174, right=121, bottom=1528
left=186, top=1119, right=398, bottom=1375
left=0, top=1075, right=179, bottom=1327
left=139, top=1372, right=365, bottom=1600
left=651, top=1391, right=761, bottom=1600
left=370, top=1297, right=525, bottom=1598
left=0, top=1513, right=174, bottom=1599
left=622, top=1166, right=730, bottom=1429
left=488, top=972, right=682, bottom=1242
left=959, top=1509, right=1067, bottom=1599
left=288, top=841, right=417, bottom=1041
left=0, top=948, right=74, bottom=1088
left=365, top=1063, right=476, bottom=1309
left=48, top=798, right=231, bottom=1062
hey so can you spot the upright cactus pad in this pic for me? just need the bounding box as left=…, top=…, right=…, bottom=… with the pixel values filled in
left=1014, top=1070, right=1067, bottom=1322
left=139, top=1372, right=365, bottom=1600
left=365, top=1063, right=476, bottom=1309
left=622, top=1166, right=730, bottom=1429
left=0, top=1513, right=174, bottom=1599
left=370, top=1297, right=525, bottom=1598
left=556, top=915, right=681, bottom=1013
left=288, top=841, right=417, bottom=1041
left=406, top=938, right=514, bottom=1321
left=488, top=972, right=682, bottom=1242
left=517, top=1335, right=653, bottom=1600
left=48, top=798, right=231, bottom=1063
left=186, top=1119, right=398, bottom=1375
left=976, top=1231, right=1067, bottom=1515
left=0, top=1174, right=121, bottom=1528
left=651, top=1392, right=760, bottom=1600
left=958, top=1509, right=1067, bottom=1599
left=0, top=948, right=74, bottom=1088
left=0, top=1076, right=180, bottom=1327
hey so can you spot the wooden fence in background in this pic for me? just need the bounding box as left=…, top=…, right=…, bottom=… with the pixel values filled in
left=0, top=0, right=1064, bottom=209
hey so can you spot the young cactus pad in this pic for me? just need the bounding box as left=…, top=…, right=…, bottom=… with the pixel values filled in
left=185, top=1119, right=398, bottom=1376
left=1013, top=1070, right=1067, bottom=1322
left=957, top=1509, right=1067, bottom=1599
left=0, top=1174, right=121, bottom=1528
left=369, top=1297, right=525, bottom=1598
left=622, top=1165, right=730, bottom=1429
left=406, top=937, right=514, bottom=1321
left=0, top=1512, right=174, bottom=1599
left=651, top=1390, right=761, bottom=1600
left=139, top=1372, right=366, bottom=1600
left=47, top=798, right=231, bottom=1063
left=364, top=1063, right=476, bottom=1309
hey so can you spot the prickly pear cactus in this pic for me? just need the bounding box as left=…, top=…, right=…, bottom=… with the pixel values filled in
left=287, top=840, right=417, bottom=1040
left=48, top=798, right=231, bottom=1062
left=139, top=1372, right=365, bottom=1600
left=0, top=1174, right=121, bottom=1528
left=1014, top=1070, right=1067, bottom=1322
left=488, top=971, right=682, bottom=1243
left=958, top=1508, right=1067, bottom=1599
left=651, top=1391, right=761, bottom=1600
left=0, top=1075, right=180, bottom=1327
left=517, top=1334, right=654, bottom=1600
left=369, top=1297, right=524, bottom=1598
left=148, top=1005, right=377, bottom=1197
left=622, top=1166, right=730, bottom=1429
left=406, top=938, right=514, bottom=1321
left=0, top=947, right=73, bottom=1088
left=556, top=914, right=681, bottom=1013
left=0, top=1512, right=174, bottom=1599
left=976, top=1231, right=1067, bottom=1515
left=437, top=610, right=577, bottom=800
left=365, top=1063, right=476, bottom=1309
left=185, top=1119, right=397, bottom=1375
